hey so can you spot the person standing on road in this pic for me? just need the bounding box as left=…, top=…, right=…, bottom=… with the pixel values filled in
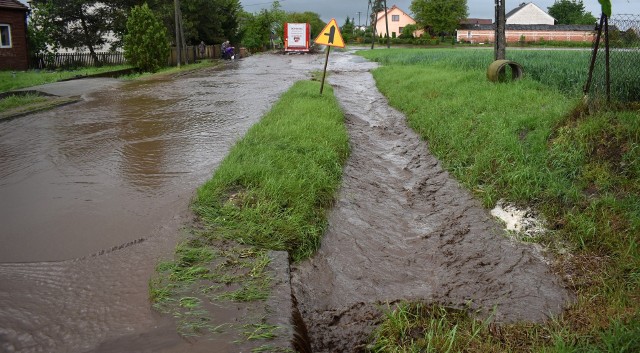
left=199, top=41, right=206, bottom=59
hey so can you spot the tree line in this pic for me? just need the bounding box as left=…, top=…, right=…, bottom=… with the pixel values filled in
left=27, top=0, right=325, bottom=70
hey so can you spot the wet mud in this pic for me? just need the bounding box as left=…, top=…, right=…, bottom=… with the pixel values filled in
left=0, top=55, right=319, bottom=353
left=290, top=51, right=572, bottom=352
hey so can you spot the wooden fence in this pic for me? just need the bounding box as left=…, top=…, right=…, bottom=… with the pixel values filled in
left=168, top=45, right=222, bottom=66
left=30, top=52, right=127, bottom=70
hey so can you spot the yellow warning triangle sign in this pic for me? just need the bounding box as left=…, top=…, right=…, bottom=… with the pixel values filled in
left=314, top=18, right=345, bottom=48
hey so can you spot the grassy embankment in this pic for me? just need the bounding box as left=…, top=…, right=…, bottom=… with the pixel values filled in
left=0, top=60, right=219, bottom=115
left=358, top=48, right=639, bottom=351
left=0, top=65, right=132, bottom=113
left=149, top=80, right=349, bottom=339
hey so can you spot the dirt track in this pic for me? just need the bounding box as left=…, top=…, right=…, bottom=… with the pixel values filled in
left=291, top=52, right=571, bottom=352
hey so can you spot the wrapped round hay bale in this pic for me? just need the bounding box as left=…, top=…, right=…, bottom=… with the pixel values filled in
left=487, top=60, right=524, bottom=82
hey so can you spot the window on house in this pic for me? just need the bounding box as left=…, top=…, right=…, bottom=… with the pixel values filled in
left=0, top=24, right=12, bottom=48
left=392, top=15, right=399, bottom=21
left=399, top=27, right=404, bottom=34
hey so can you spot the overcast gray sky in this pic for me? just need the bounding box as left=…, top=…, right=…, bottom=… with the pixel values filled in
left=240, top=0, right=640, bottom=27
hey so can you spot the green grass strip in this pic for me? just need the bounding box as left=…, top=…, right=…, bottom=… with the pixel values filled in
left=359, top=48, right=607, bottom=97
left=0, top=93, right=49, bottom=112
left=360, top=48, right=639, bottom=352
left=0, top=64, right=132, bottom=93
left=193, top=80, right=349, bottom=262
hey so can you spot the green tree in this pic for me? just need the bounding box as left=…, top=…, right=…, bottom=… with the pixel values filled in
left=370, top=0, right=384, bottom=31
left=123, top=3, right=170, bottom=73
left=146, top=0, right=242, bottom=45
left=548, top=0, right=597, bottom=25
left=410, top=0, right=468, bottom=37
left=341, top=16, right=355, bottom=43
left=400, top=23, right=418, bottom=38
left=239, top=1, right=285, bottom=51
left=29, top=0, right=131, bottom=64
left=27, top=1, right=56, bottom=58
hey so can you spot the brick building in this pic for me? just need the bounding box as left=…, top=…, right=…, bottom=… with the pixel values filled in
left=0, top=0, right=29, bottom=70
left=458, top=24, right=595, bottom=44
left=457, top=2, right=595, bottom=44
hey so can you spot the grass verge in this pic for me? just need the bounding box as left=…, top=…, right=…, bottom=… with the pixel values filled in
left=192, top=80, right=349, bottom=262
left=0, top=93, right=49, bottom=112
left=359, top=49, right=639, bottom=352
left=0, top=64, right=132, bottom=93
left=0, top=60, right=220, bottom=93
left=150, top=80, right=349, bottom=342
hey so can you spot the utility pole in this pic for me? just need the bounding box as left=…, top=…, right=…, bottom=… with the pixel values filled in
left=369, top=0, right=376, bottom=49
left=383, top=0, right=390, bottom=48
left=356, top=11, right=361, bottom=27
left=174, top=0, right=181, bottom=67
left=494, top=0, right=506, bottom=60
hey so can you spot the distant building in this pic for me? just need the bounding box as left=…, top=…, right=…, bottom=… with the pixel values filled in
left=457, top=2, right=595, bottom=44
left=506, top=2, right=555, bottom=25
left=460, top=18, right=492, bottom=26
left=458, top=24, right=595, bottom=44
left=374, top=5, right=424, bottom=38
left=0, top=0, right=29, bottom=70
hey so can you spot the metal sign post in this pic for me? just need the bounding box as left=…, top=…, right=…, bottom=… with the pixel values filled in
left=315, top=19, right=345, bottom=94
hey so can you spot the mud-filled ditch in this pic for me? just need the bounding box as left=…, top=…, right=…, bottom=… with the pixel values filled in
left=0, top=50, right=571, bottom=352
left=288, top=52, right=571, bottom=352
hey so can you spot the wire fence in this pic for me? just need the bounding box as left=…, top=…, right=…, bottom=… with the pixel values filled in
left=585, top=14, right=640, bottom=105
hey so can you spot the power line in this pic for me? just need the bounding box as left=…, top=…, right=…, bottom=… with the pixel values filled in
left=243, top=0, right=286, bottom=7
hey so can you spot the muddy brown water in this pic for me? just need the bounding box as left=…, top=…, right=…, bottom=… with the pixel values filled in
left=290, top=52, right=571, bottom=352
left=0, top=54, right=322, bottom=352
left=0, top=51, right=570, bottom=353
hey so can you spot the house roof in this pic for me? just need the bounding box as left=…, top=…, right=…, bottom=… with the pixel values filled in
left=506, top=2, right=555, bottom=22
left=459, top=24, right=596, bottom=31
left=506, top=2, right=529, bottom=19
left=376, top=5, right=416, bottom=23
left=0, top=0, right=29, bottom=11
left=460, top=18, right=493, bottom=25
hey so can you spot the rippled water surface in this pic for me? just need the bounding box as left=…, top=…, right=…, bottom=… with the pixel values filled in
left=0, top=54, right=322, bottom=352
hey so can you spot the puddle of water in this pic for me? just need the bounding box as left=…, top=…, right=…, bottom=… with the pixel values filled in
left=0, top=54, right=323, bottom=353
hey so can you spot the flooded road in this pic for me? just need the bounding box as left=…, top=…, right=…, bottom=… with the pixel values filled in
left=0, top=54, right=322, bottom=352
left=0, top=50, right=570, bottom=353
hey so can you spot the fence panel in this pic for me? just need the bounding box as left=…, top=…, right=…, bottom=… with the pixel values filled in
left=586, top=14, right=640, bottom=104
left=30, top=52, right=128, bottom=70
left=31, top=44, right=232, bottom=70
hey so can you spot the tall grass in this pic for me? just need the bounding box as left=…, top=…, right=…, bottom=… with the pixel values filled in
left=193, top=80, right=349, bottom=262
left=359, top=48, right=594, bottom=96
left=360, top=49, right=640, bottom=352
left=0, top=93, right=48, bottom=113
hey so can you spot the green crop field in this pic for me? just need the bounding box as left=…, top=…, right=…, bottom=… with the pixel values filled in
left=360, top=48, right=639, bottom=101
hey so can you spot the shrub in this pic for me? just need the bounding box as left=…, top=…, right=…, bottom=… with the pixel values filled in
left=123, top=3, right=170, bottom=73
